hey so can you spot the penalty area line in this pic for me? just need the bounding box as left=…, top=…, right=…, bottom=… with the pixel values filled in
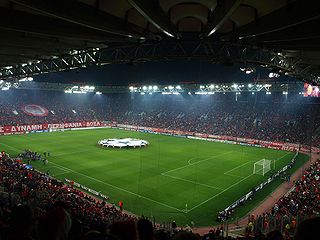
left=186, top=173, right=255, bottom=213
left=162, top=151, right=234, bottom=175
left=161, top=173, right=225, bottom=191
left=48, top=161, right=185, bottom=213
left=223, top=161, right=252, bottom=175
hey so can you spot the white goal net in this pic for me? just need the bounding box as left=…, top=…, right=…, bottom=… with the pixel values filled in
left=253, top=159, right=272, bottom=176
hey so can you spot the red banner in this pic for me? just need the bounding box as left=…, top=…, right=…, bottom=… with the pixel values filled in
left=0, top=121, right=106, bottom=135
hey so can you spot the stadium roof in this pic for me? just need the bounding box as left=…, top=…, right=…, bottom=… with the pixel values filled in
left=0, top=0, right=320, bottom=84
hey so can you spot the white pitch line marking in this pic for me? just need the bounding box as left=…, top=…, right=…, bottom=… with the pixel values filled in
left=224, top=173, right=245, bottom=178
left=224, top=161, right=252, bottom=175
left=162, top=151, right=234, bottom=175
left=187, top=156, right=199, bottom=165
left=161, top=173, right=224, bottom=191
left=50, top=166, right=70, bottom=177
left=186, top=173, right=255, bottom=213
left=48, top=161, right=184, bottom=213
left=186, top=151, right=294, bottom=213
left=277, top=152, right=292, bottom=160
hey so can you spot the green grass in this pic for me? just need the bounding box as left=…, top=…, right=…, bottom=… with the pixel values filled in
left=0, top=128, right=309, bottom=226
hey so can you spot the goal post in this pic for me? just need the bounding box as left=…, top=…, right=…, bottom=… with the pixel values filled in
left=253, top=159, right=272, bottom=176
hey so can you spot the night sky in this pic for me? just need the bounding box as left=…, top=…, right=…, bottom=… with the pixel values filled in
left=34, top=60, right=298, bottom=86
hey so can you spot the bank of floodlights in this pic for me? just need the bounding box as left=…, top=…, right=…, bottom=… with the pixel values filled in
left=161, top=85, right=182, bottom=95
left=129, top=85, right=183, bottom=95
left=64, top=85, right=95, bottom=94
left=128, top=83, right=279, bottom=95
left=0, top=79, right=20, bottom=91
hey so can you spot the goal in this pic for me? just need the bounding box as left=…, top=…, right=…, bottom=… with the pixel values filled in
left=253, top=159, right=272, bottom=176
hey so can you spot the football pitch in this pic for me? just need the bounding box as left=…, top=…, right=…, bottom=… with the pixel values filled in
left=0, top=128, right=309, bottom=226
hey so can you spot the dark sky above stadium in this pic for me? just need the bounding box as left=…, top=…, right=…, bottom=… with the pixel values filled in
left=34, top=61, right=297, bottom=86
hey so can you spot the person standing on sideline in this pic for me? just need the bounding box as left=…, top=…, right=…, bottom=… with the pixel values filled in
left=119, top=200, right=123, bottom=211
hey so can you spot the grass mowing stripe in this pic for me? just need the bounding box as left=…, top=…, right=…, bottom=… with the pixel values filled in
left=48, top=161, right=185, bottom=213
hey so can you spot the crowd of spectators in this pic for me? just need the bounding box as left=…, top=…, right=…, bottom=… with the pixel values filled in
left=0, top=90, right=319, bottom=146
left=247, top=159, right=320, bottom=238
left=0, top=153, right=137, bottom=239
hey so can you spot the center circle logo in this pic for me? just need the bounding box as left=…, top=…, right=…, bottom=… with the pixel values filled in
left=98, top=138, right=149, bottom=148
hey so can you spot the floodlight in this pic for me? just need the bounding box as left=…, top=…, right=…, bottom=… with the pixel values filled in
left=142, top=86, right=147, bottom=90
left=168, top=86, right=174, bottom=90
left=248, top=84, right=252, bottom=88
left=153, top=86, right=158, bottom=90
left=176, top=85, right=181, bottom=90
left=148, top=86, right=153, bottom=90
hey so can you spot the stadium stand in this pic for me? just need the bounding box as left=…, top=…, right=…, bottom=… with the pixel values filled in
left=0, top=90, right=319, bottom=146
